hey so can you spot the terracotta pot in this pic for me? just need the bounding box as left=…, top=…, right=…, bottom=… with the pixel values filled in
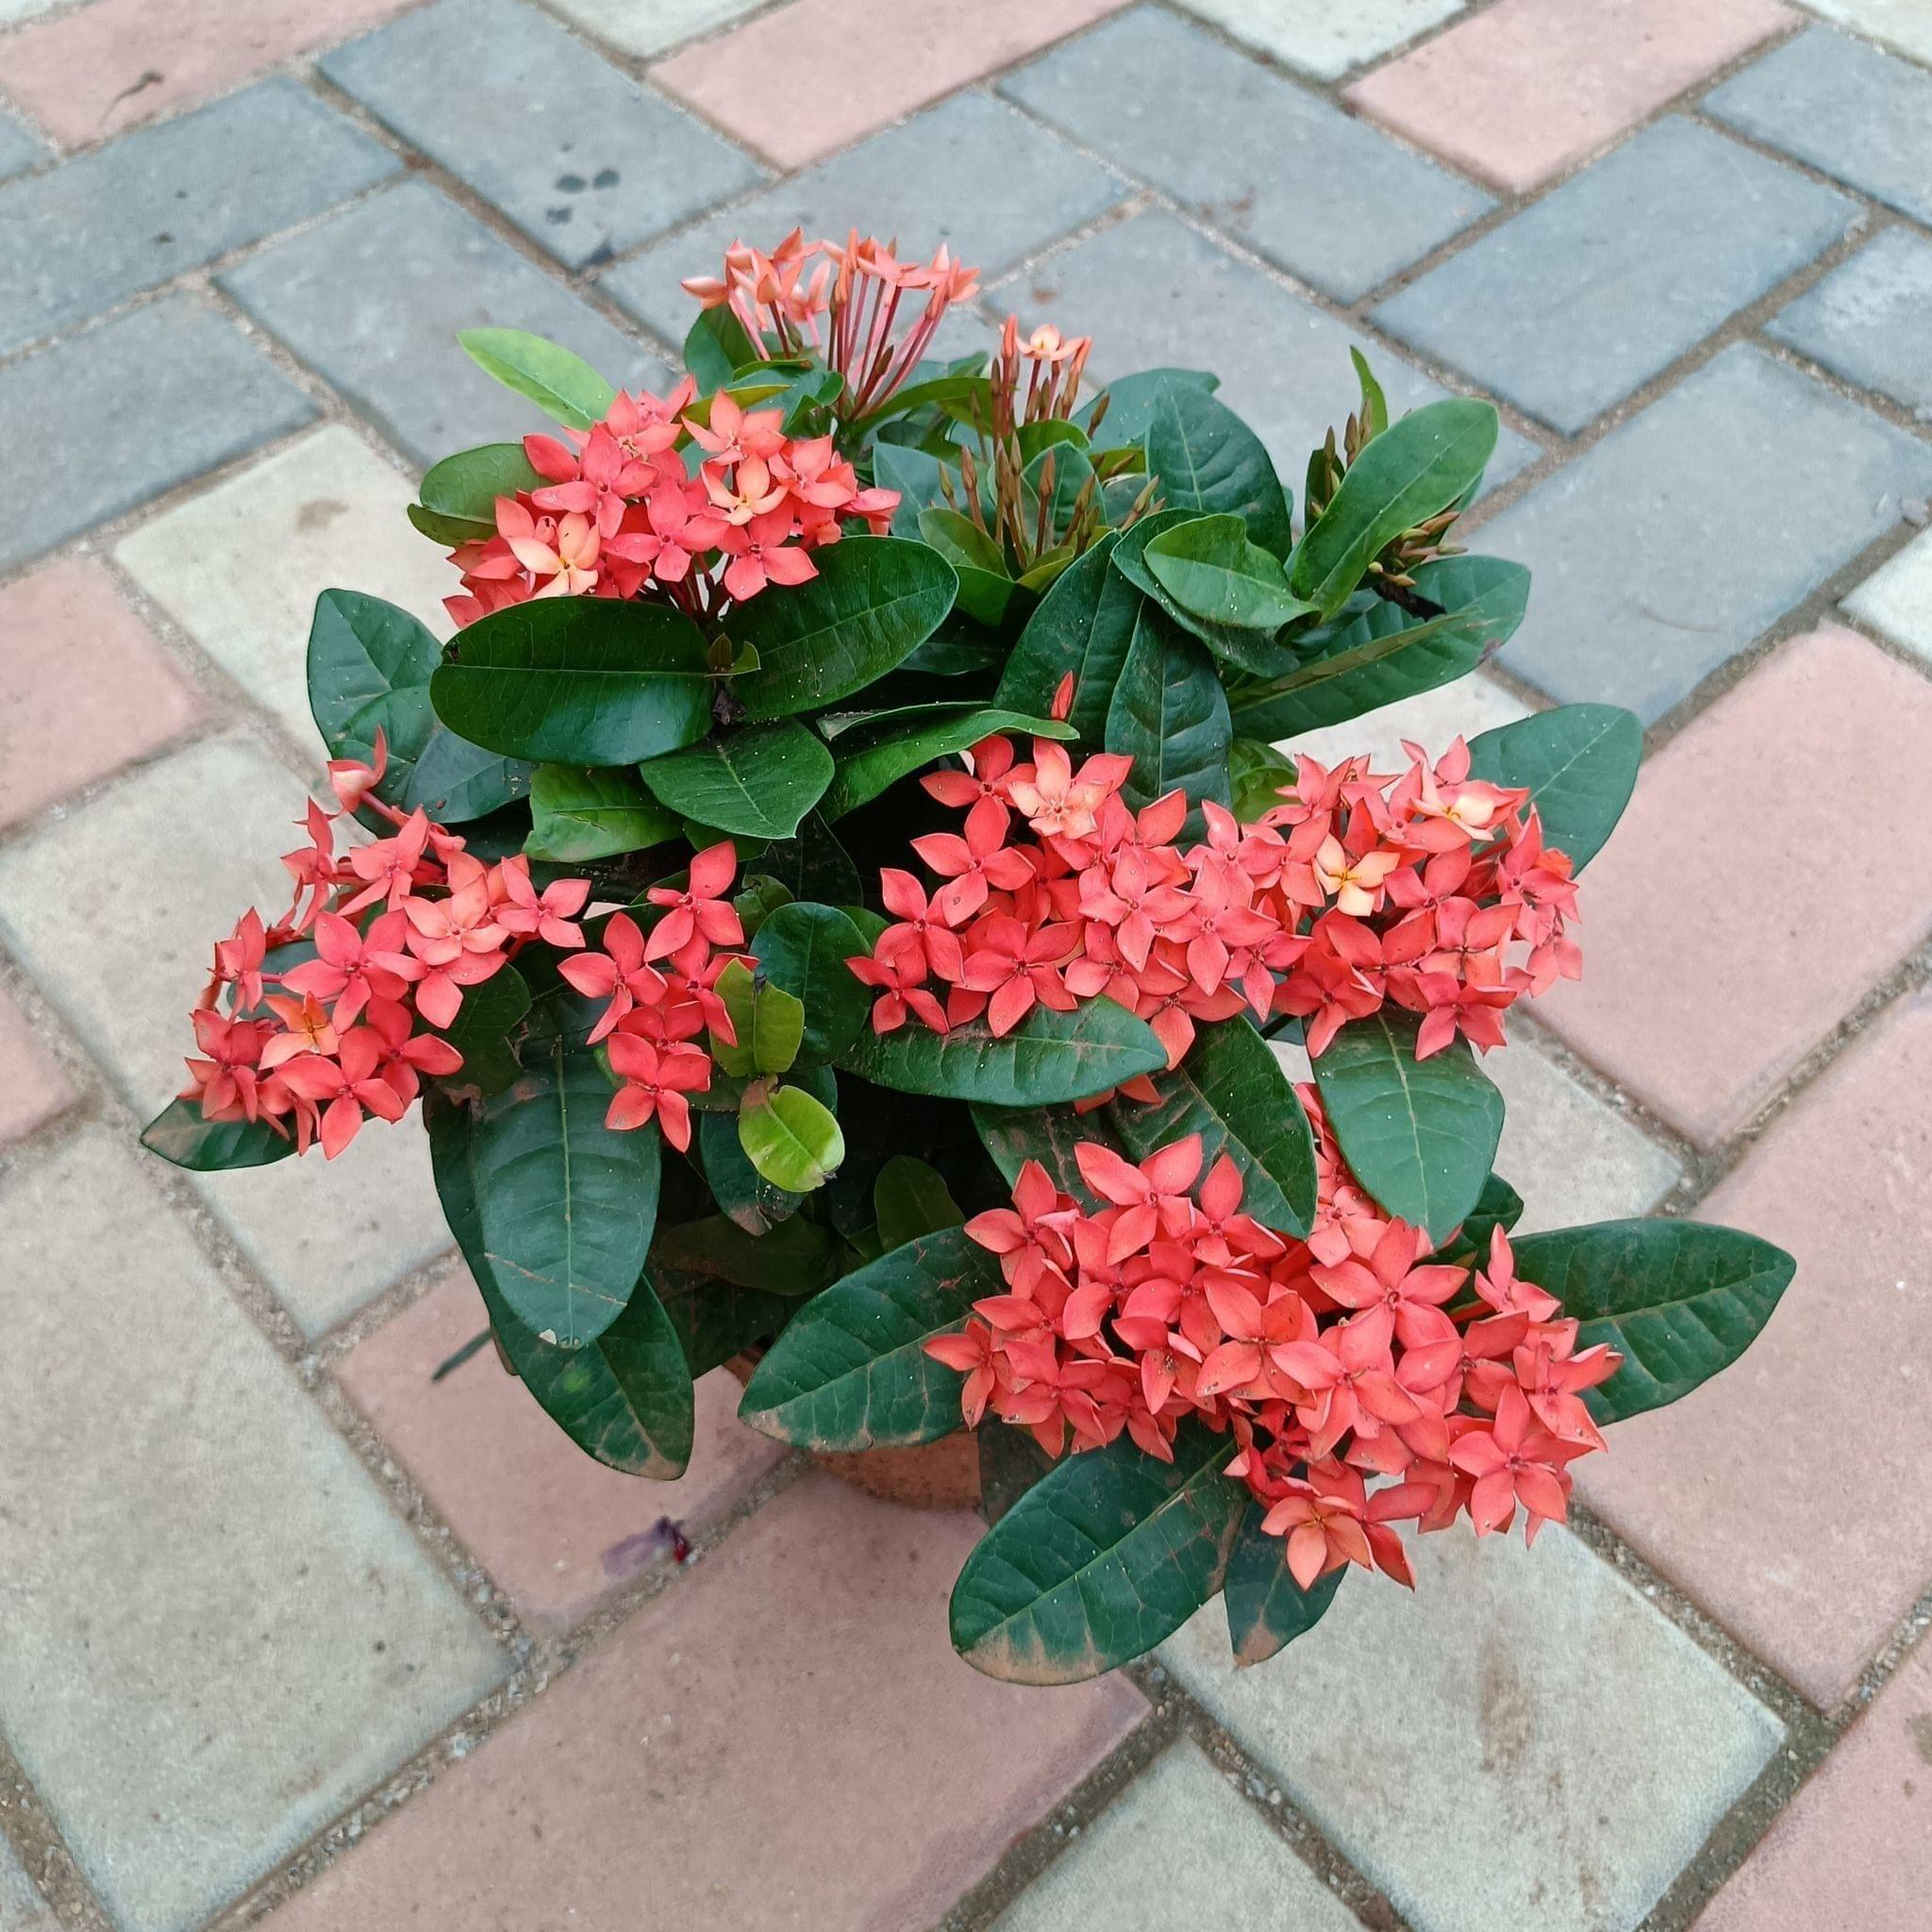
left=724, top=1354, right=982, bottom=1512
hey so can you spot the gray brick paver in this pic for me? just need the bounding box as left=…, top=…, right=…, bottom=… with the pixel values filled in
left=1768, top=225, right=1932, bottom=413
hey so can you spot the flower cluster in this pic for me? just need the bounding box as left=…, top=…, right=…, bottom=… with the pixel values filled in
left=445, top=384, right=898, bottom=627
left=552, top=841, right=750, bottom=1150
left=929, top=1120, right=1621, bottom=1592
left=178, top=736, right=591, bottom=1159
left=849, top=730, right=1581, bottom=1068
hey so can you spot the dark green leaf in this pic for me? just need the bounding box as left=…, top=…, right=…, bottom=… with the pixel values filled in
left=458, top=327, right=615, bottom=430
left=683, top=307, right=759, bottom=395
left=874, top=1155, right=963, bottom=1251
left=651, top=1211, right=845, bottom=1295
left=413, top=442, right=543, bottom=543
left=738, top=1224, right=999, bottom=1449
left=750, top=901, right=871, bottom=1067
left=430, top=598, right=715, bottom=766
left=433, top=960, right=530, bottom=1100
left=141, top=1100, right=293, bottom=1172
left=1113, top=510, right=1303, bottom=679
left=1310, top=1012, right=1503, bottom=1242
left=1291, top=399, right=1497, bottom=617
left=971, top=1099, right=1129, bottom=1210
left=1143, top=380, right=1292, bottom=556
left=1104, top=603, right=1232, bottom=837
left=739, top=1083, right=845, bottom=1191
left=1230, top=737, right=1296, bottom=822
left=729, top=538, right=958, bottom=719
left=872, top=441, right=958, bottom=540
left=638, top=718, right=833, bottom=841
left=1082, top=367, right=1218, bottom=449
left=759, top=809, right=862, bottom=907
left=525, top=764, right=681, bottom=862
left=701, top=1107, right=802, bottom=1234
left=1110, top=1019, right=1316, bottom=1238
left=1512, top=1220, right=1795, bottom=1423
left=1465, top=703, right=1641, bottom=873
left=654, top=1265, right=791, bottom=1374
left=918, top=507, right=1014, bottom=628
left=841, top=1000, right=1167, bottom=1106
left=1438, top=1170, right=1525, bottom=1269
left=995, top=531, right=1144, bottom=743
left=820, top=705, right=1074, bottom=820
left=1224, top=1497, right=1344, bottom=1667
left=950, top=1421, right=1244, bottom=1683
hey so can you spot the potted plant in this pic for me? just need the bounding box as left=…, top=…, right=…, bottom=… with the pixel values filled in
left=144, top=231, right=1793, bottom=1685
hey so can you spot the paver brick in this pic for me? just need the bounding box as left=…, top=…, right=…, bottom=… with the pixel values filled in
left=1000, top=211, right=1540, bottom=504
left=1695, top=1626, right=1932, bottom=1930
left=1580, top=988, right=1932, bottom=1709
left=0, top=0, right=413, bottom=149
left=1172, top=0, right=1464, bottom=80
left=1485, top=344, right=1932, bottom=722
left=0, top=107, right=42, bottom=181
left=1347, top=0, right=1791, bottom=192
left=1796, top=0, right=1932, bottom=63
left=1536, top=625, right=1932, bottom=1146
left=1843, top=525, right=1932, bottom=670
left=1768, top=226, right=1932, bottom=414
left=992, top=1739, right=1359, bottom=1932
left=321, top=0, right=763, bottom=272
left=115, top=425, right=455, bottom=754
left=603, top=91, right=1125, bottom=345
left=266, top=1475, right=1147, bottom=1931
left=0, top=557, right=203, bottom=831
left=0, top=988, right=73, bottom=1149
left=336, top=1269, right=789, bottom=1625
left=1163, top=1525, right=1783, bottom=1932
left=0, top=1131, right=505, bottom=1932
left=0, top=1838, right=53, bottom=1932
left=0, top=78, right=398, bottom=358
left=1707, top=28, right=1932, bottom=229
left=1284, top=670, right=1529, bottom=775
left=1373, top=118, right=1854, bottom=434
left=220, top=182, right=663, bottom=469
left=0, top=738, right=458, bottom=1333
left=1000, top=7, right=1491, bottom=304
left=0, top=296, right=315, bottom=573
left=652, top=0, right=1131, bottom=171
left=544, top=0, right=763, bottom=58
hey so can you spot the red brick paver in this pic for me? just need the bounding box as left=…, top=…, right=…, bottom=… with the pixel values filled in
left=1346, top=0, right=1792, bottom=191
left=1580, top=987, right=1932, bottom=1709
left=265, top=1476, right=1147, bottom=1931
left=652, top=0, right=1130, bottom=168
left=1538, top=625, right=1932, bottom=1146
left=1695, top=1629, right=1932, bottom=1930
left=0, top=987, right=72, bottom=1146
left=336, top=1270, right=789, bottom=1627
left=0, top=558, right=201, bottom=832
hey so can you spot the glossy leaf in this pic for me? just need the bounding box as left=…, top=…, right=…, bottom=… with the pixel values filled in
left=950, top=1421, right=1244, bottom=1683
left=995, top=531, right=1144, bottom=743
left=1291, top=398, right=1498, bottom=617
left=710, top=958, right=804, bottom=1077
left=820, top=704, right=1074, bottom=820
left=1110, top=1019, right=1316, bottom=1238
left=737, top=1224, right=1000, bottom=1449
left=739, top=1082, right=845, bottom=1192
left=1231, top=556, right=1530, bottom=741
left=651, top=1211, right=845, bottom=1296
left=430, top=598, right=715, bottom=766
left=971, top=1098, right=1129, bottom=1210
left=1113, top=509, right=1302, bottom=679
left=411, top=442, right=543, bottom=544
left=433, top=959, right=531, bottom=1100
left=750, top=901, right=871, bottom=1067
left=1144, top=515, right=1312, bottom=630
left=525, top=764, right=681, bottom=862
left=1083, top=367, right=1218, bottom=449
left=683, top=307, right=759, bottom=394
left=872, top=441, right=958, bottom=540
left=918, top=506, right=1014, bottom=628
left=1310, top=1012, right=1503, bottom=1242
left=141, top=1100, right=293, bottom=1172
left=458, top=326, right=615, bottom=430
left=701, top=1107, right=802, bottom=1234
left=841, top=999, right=1168, bottom=1106
left=1465, top=703, right=1641, bottom=873
left=654, top=1264, right=792, bottom=1374
left=730, top=538, right=958, bottom=719
left=425, top=1038, right=659, bottom=1347
left=1104, top=602, right=1232, bottom=837
left=637, top=719, right=833, bottom=841
left=1143, top=380, right=1292, bottom=556
left=874, top=1155, right=963, bottom=1251
left=1229, top=737, right=1296, bottom=822
left=1512, top=1220, right=1795, bottom=1423
left=1223, top=1498, right=1345, bottom=1667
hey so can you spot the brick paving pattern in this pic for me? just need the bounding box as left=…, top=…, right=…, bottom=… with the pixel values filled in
left=0, top=3, right=1925, bottom=1927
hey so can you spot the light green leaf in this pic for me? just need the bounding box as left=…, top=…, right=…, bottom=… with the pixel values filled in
left=739, top=1083, right=845, bottom=1191
left=458, top=327, right=616, bottom=430
left=1144, top=514, right=1312, bottom=629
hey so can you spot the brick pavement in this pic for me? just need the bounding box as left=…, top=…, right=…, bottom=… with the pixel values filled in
left=0, top=3, right=1926, bottom=1927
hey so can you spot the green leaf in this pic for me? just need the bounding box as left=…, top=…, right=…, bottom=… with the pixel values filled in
left=841, top=999, right=1168, bottom=1106
left=1310, top=1012, right=1503, bottom=1242
left=950, top=1421, right=1244, bottom=1683
left=637, top=719, right=833, bottom=841
left=684, top=307, right=759, bottom=395
left=654, top=1264, right=791, bottom=1374
left=760, top=809, right=862, bottom=907
left=307, top=590, right=530, bottom=822
left=1230, top=737, right=1296, bottom=822
left=1083, top=367, right=1218, bottom=449
left=917, top=506, right=1014, bottom=628
left=433, top=960, right=530, bottom=1100
left=872, top=441, right=958, bottom=540
left=737, top=1224, right=999, bottom=1449
left=141, top=1100, right=294, bottom=1173
left=1112, top=510, right=1302, bottom=679
left=1144, top=515, right=1312, bottom=630
left=430, top=598, right=716, bottom=766
left=1143, top=380, right=1293, bottom=556
left=1512, top=1221, right=1795, bottom=1423
left=458, top=327, right=615, bottom=430
left=482, top=1270, right=693, bottom=1478
left=739, top=1082, right=845, bottom=1191
left=525, top=764, right=681, bottom=862
left=1465, top=703, right=1641, bottom=874
left=874, top=1155, right=964, bottom=1251
left=701, top=1107, right=802, bottom=1234
left=425, top=1039, right=660, bottom=1347
left=1224, top=1497, right=1344, bottom=1667
left=820, top=705, right=1074, bottom=820
left=1439, top=1170, right=1525, bottom=1269
left=412, top=442, right=543, bottom=544
left=995, top=531, right=1145, bottom=744
left=652, top=1212, right=845, bottom=1296
left=729, top=538, right=958, bottom=719
left=1290, top=398, right=1497, bottom=618
left=709, top=958, right=805, bottom=1077
left=1104, top=603, right=1232, bottom=837
left=1350, top=347, right=1390, bottom=439
left=1231, top=555, right=1530, bottom=741
left=971, top=1099, right=1129, bottom=1210
left=1110, top=1019, right=1316, bottom=1238
left=750, top=901, right=871, bottom=1067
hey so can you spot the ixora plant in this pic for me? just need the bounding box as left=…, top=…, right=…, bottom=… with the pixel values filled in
left=145, top=231, right=1794, bottom=1685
